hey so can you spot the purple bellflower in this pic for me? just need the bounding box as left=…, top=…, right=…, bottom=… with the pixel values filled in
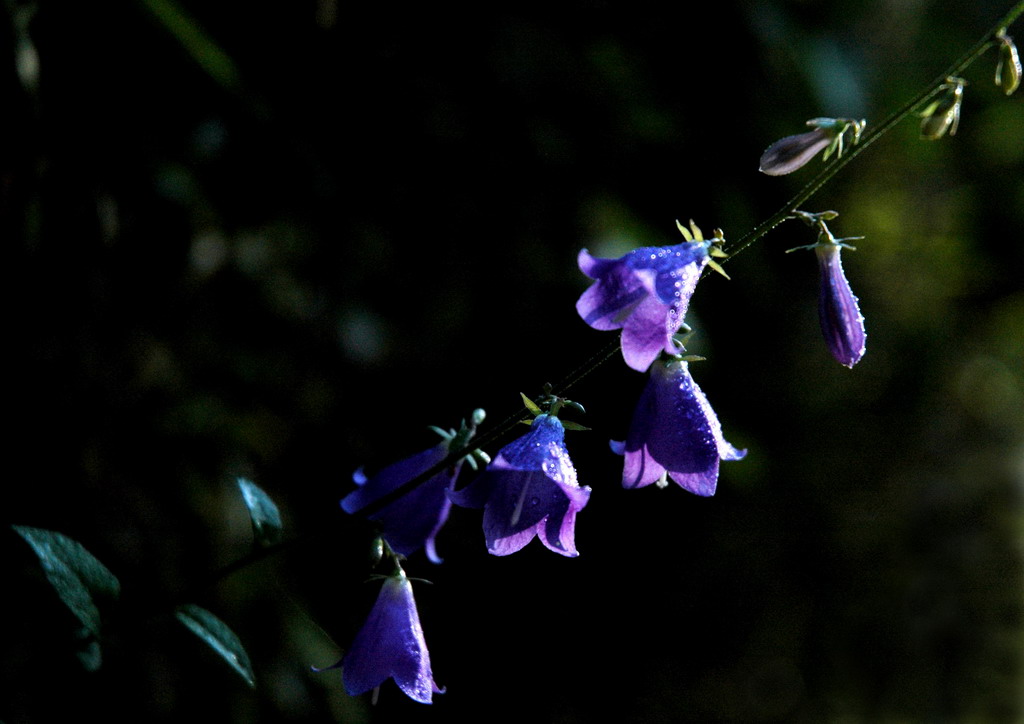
left=759, top=117, right=866, bottom=176
left=342, top=411, right=486, bottom=564
left=576, top=220, right=725, bottom=373
left=814, top=242, right=866, bottom=368
left=786, top=215, right=867, bottom=368
left=616, top=358, right=746, bottom=496
left=341, top=571, right=443, bottom=704
left=450, top=413, right=591, bottom=557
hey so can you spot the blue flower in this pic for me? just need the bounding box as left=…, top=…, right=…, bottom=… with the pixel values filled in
left=341, top=571, right=443, bottom=704
left=342, top=413, right=485, bottom=564
left=449, top=414, right=591, bottom=557
left=617, top=358, right=745, bottom=496
left=814, top=242, right=866, bottom=368
left=342, top=445, right=456, bottom=564
left=576, top=222, right=719, bottom=373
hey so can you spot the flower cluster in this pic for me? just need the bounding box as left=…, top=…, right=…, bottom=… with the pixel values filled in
left=321, top=17, right=1024, bottom=706
left=574, top=220, right=745, bottom=496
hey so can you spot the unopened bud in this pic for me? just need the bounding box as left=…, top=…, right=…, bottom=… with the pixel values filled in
left=759, top=117, right=866, bottom=176
left=919, top=77, right=966, bottom=140
left=996, top=31, right=1021, bottom=96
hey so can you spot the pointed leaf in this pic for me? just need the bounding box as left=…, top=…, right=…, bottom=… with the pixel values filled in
left=520, top=393, right=542, bottom=416
left=13, top=526, right=120, bottom=639
left=176, top=604, right=256, bottom=688
left=236, top=477, right=283, bottom=547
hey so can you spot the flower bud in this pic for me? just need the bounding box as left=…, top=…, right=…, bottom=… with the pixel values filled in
left=759, top=117, right=865, bottom=176
left=919, top=77, right=966, bottom=140
left=996, top=31, right=1021, bottom=96
left=814, top=243, right=866, bottom=368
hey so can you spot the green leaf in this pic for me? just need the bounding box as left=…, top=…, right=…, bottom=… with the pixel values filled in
left=236, top=477, right=283, bottom=547
left=175, top=604, right=256, bottom=688
left=13, top=526, right=120, bottom=639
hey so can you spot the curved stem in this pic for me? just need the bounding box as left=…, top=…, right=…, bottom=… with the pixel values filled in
left=725, top=0, right=1024, bottom=260
left=195, top=1, right=1024, bottom=591
left=351, top=338, right=621, bottom=519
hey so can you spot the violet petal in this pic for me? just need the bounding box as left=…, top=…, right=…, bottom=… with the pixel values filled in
left=342, top=574, right=443, bottom=704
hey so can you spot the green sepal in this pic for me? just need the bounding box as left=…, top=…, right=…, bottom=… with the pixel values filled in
left=706, top=258, right=731, bottom=280
left=520, top=393, right=542, bottom=416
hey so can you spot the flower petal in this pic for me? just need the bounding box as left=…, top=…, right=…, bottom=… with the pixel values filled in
left=618, top=291, right=683, bottom=372
left=815, top=245, right=866, bottom=368
left=342, top=443, right=457, bottom=563
left=452, top=415, right=589, bottom=557
left=576, top=241, right=710, bottom=372
left=343, top=575, right=443, bottom=704
left=623, top=360, right=745, bottom=496
left=759, top=129, right=831, bottom=176
left=575, top=261, right=649, bottom=331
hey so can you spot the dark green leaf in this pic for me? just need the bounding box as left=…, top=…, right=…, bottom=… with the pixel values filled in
left=13, top=526, right=120, bottom=639
left=236, top=477, right=283, bottom=547
left=176, top=604, right=256, bottom=688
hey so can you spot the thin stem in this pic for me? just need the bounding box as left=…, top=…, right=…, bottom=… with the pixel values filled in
left=725, top=0, right=1024, bottom=261
left=351, top=338, right=621, bottom=520
left=194, top=2, right=1024, bottom=591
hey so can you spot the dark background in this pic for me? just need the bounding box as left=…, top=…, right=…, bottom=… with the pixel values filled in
left=3, top=1, right=1023, bottom=721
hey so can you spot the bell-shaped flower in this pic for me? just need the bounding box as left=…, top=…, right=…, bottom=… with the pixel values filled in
left=759, top=117, right=865, bottom=176
left=576, top=220, right=724, bottom=373
left=814, top=242, right=866, bottom=368
left=341, top=570, right=443, bottom=704
left=617, top=358, right=745, bottom=496
left=342, top=411, right=486, bottom=564
left=449, top=413, right=591, bottom=557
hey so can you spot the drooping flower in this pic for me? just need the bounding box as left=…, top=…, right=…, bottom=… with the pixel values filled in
left=617, top=358, right=746, bottom=496
left=576, top=221, right=723, bottom=373
left=814, top=242, right=866, bottom=368
left=341, top=571, right=443, bottom=704
left=759, top=117, right=866, bottom=176
left=449, top=413, right=591, bottom=557
left=342, top=411, right=486, bottom=564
